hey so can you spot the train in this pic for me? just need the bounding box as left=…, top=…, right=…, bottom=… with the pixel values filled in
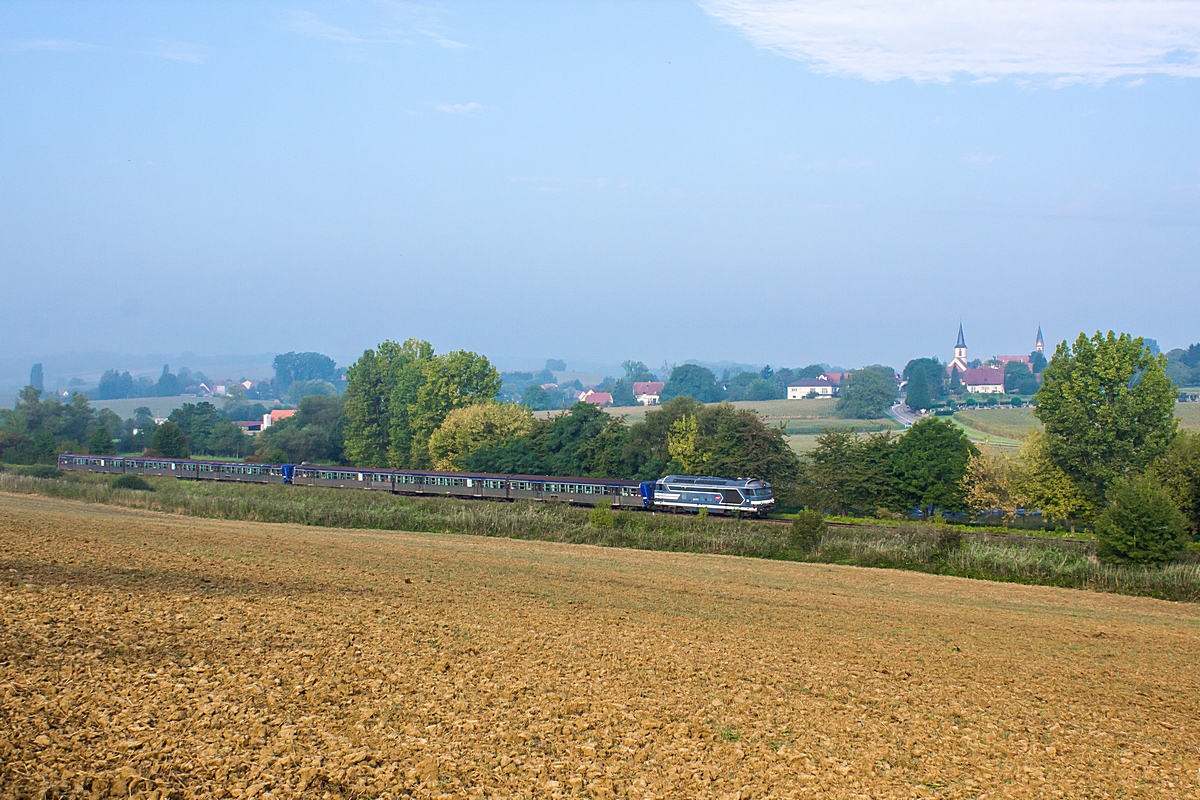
left=56, top=454, right=776, bottom=516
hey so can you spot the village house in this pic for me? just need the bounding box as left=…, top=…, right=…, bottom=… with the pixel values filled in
left=961, top=366, right=1006, bottom=394
left=579, top=389, right=613, bottom=406
left=633, top=381, right=665, bottom=406
left=787, top=376, right=838, bottom=399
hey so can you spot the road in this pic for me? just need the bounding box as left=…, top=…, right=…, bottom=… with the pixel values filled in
left=887, top=401, right=918, bottom=427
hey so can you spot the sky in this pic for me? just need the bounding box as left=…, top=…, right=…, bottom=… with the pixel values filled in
left=2, top=0, right=1198, bottom=381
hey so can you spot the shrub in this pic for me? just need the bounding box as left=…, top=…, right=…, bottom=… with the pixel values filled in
left=110, top=475, right=154, bottom=492
left=588, top=502, right=615, bottom=529
left=13, top=465, right=61, bottom=479
left=1096, top=475, right=1187, bottom=564
left=790, top=510, right=827, bottom=549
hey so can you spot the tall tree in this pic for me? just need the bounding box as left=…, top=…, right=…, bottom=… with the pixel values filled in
left=1152, top=430, right=1200, bottom=537
left=86, top=425, right=116, bottom=455
left=1003, top=361, right=1039, bottom=395
left=661, top=364, right=722, bottom=403
left=29, top=363, right=43, bottom=391
left=621, top=360, right=655, bottom=382
left=273, top=352, right=337, bottom=390
left=156, top=365, right=180, bottom=397
left=891, top=418, right=976, bottom=511
left=151, top=421, right=189, bottom=458
left=835, top=366, right=898, bottom=419
left=406, top=350, right=501, bottom=468
left=1034, top=331, right=1177, bottom=503
left=343, top=340, right=413, bottom=467
left=904, top=363, right=933, bottom=411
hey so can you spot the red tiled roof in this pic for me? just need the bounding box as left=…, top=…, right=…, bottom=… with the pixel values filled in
left=995, top=355, right=1031, bottom=365
left=581, top=391, right=613, bottom=406
left=821, top=372, right=849, bottom=385
left=962, top=366, right=1005, bottom=386
left=633, top=381, right=664, bottom=396
left=270, top=409, right=298, bottom=422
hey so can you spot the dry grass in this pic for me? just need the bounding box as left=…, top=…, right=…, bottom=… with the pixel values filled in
left=4, top=494, right=1200, bottom=799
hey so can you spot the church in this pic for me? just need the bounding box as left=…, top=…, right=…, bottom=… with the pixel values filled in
left=947, top=325, right=1044, bottom=394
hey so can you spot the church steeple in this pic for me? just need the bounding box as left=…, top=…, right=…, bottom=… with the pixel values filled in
left=1035, top=325, right=1044, bottom=354
left=951, top=324, right=969, bottom=373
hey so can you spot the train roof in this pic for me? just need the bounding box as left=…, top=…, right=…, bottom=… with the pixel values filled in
left=659, top=475, right=771, bottom=488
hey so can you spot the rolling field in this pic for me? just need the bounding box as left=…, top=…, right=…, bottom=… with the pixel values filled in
left=3, top=494, right=1200, bottom=798
left=1177, top=401, right=1200, bottom=433
left=952, top=408, right=1042, bottom=442
left=88, top=395, right=232, bottom=420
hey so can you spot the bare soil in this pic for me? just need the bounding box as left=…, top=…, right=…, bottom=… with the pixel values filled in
left=3, top=493, right=1199, bottom=799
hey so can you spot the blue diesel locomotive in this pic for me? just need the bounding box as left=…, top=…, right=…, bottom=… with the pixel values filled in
left=57, top=454, right=775, bottom=516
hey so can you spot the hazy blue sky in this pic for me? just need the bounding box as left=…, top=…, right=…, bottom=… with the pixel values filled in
left=3, top=0, right=1198, bottom=376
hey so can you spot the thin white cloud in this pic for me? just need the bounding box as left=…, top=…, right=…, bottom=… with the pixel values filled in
left=286, top=7, right=467, bottom=49
left=435, top=102, right=483, bottom=113
left=702, top=0, right=1200, bottom=82
left=288, top=11, right=369, bottom=43
left=151, top=39, right=206, bottom=64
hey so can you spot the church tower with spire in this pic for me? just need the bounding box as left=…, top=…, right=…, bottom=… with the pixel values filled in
left=1035, top=325, right=1044, bottom=354
left=951, top=324, right=969, bottom=373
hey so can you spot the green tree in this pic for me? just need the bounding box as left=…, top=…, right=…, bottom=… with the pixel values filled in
left=151, top=421, right=189, bottom=458
left=272, top=351, right=337, bottom=390
left=661, top=364, right=722, bottom=403
left=608, top=379, right=637, bottom=407
left=29, top=363, right=43, bottom=391
left=891, top=418, right=976, bottom=511
left=254, top=394, right=346, bottom=464
left=1152, top=430, right=1200, bottom=537
left=1034, top=331, right=1177, bottom=503
left=1003, top=361, right=1039, bottom=395
left=835, top=366, right=898, bottom=419
left=667, top=414, right=709, bottom=473
left=903, top=363, right=933, bottom=411
left=406, top=350, right=501, bottom=468
left=86, top=426, right=115, bottom=455
left=521, top=384, right=562, bottom=411
left=1095, top=474, right=1189, bottom=564
left=799, top=428, right=900, bottom=514
left=156, top=365, right=180, bottom=397
left=342, top=339, right=499, bottom=469
left=428, top=401, right=533, bottom=470
left=1029, top=350, right=1048, bottom=374
left=343, top=339, right=429, bottom=467
left=621, top=360, right=655, bottom=382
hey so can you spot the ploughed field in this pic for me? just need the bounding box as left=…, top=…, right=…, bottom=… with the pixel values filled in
left=3, top=495, right=1200, bottom=799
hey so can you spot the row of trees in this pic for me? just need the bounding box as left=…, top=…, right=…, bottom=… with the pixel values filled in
left=89, top=351, right=342, bottom=403
left=0, top=388, right=125, bottom=463
left=341, top=339, right=501, bottom=468
left=96, top=365, right=210, bottom=400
